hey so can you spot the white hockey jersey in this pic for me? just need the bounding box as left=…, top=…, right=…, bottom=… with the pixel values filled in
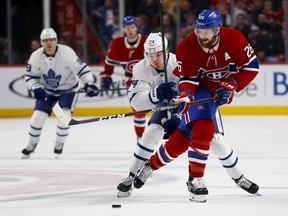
left=25, top=44, right=93, bottom=95
left=128, top=53, right=179, bottom=111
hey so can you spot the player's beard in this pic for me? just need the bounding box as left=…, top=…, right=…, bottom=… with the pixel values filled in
left=198, top=36, right=218, bottom=49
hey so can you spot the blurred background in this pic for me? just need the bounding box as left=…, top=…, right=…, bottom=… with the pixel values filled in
left=1, top=0, right=288, bottom=117
left=0, top=0, right=287, bottom=65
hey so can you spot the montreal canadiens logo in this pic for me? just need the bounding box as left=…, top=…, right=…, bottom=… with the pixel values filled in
left=202, top=63, right=237, bottom=82
left=126, top=59, right=141, bottom=73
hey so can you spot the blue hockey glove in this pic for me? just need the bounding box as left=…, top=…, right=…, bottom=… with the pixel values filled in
left=162, top=113, right=181, bottom=139
left=215, top=78, right=238, bottom=106
left=84, top=82, right=99, bottom=97
left=150, top=82, right=177, bottom=102
left=32, top=85, right=46, bottom=100
left=100, top=71, right=113, bottom=90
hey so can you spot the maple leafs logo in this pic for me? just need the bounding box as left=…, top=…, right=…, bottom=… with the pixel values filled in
left=43, top=69, right=62, bottom=88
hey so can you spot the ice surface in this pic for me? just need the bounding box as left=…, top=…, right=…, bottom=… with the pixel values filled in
left=0, top=115, right=288, bottom=216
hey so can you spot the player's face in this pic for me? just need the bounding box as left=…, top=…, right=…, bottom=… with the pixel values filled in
left=195, top=27, right=219, bottom=48
left=42, top=38, right=57, bottom=55
left=123, top=24, right=138, bottom=40
left=147, top=51, right=164, bottom=69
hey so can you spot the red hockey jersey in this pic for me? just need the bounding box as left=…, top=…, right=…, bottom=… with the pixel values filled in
left=174, top=27, right=259, bottom=95
left=104, top=34, right=148, bottom=78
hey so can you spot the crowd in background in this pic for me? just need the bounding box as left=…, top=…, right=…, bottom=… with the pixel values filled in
left=0, top=0, right=286, bottom=64
left=90, top=0, right=286, bottom=63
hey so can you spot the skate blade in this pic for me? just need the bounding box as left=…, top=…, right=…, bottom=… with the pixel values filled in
left=22, top=154, right=30, bottom=159
left=117, top=189, right=132, bottom=198
left=189, top=194, right=207, bottom=203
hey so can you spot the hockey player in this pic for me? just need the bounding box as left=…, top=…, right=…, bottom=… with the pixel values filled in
left=22, top=28, right=99, bottom=159
left=117, top=32, right=259, bottom=199
left=133, top=9, right=259, bottom=202
left=99, top=15, right=148, bottom=141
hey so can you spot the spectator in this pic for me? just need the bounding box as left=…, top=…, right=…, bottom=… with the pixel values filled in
left=137, top=0, right=159, bottom=30
left=179, top=0, right=193, bottom=27
left=234, top=13, right=251, bottom=39
left=156, top=13, right=176, bottom=53
left=210, top=0, right=232, bottom=26
left=184, top=12, right=197, bottom=34
left=265, top=30, right=285, bottom=62
left=92, top=0, right=118, bottom=32
left=102, top=10, right=121, bottom=49
left=23, top=39, right=41, bottom=64
left=248, top=25, right=267, bottom=62
left=135, top=15, right=152, bottom=36
left=0, top=37, right=8, bottom=64
left=249, top=0, right=264, bottom=25
left=262, top=0, right=277, bottom=24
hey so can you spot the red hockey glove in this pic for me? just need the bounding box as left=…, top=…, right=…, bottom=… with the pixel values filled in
left=215, top=78, right=238, bottom=106
left=125, top=78, right=132, bottom=87
left=173, top=92, right=193, bottom=114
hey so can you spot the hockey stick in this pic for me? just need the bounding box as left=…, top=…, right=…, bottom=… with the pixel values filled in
left=52, top=96, right=216, bottom=126
left=158, top=0, right=168, bottom=83
left=75, top=87, right=128, bottom=94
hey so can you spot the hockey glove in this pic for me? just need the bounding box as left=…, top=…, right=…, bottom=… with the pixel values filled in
left=100, top=71, right=113, bottom=90
left=215, top=78, right=238, bottom=106
left=150, top=82, right=177, bottom=102
left=125, top=78, right=132, bottom=87
left=32, top=84, right=46, bottom=100
left=173, top=92, right=193, bottom=114
left=162, top=113, right=181, bottom=139
left=84, top=81, right=99, bottom=97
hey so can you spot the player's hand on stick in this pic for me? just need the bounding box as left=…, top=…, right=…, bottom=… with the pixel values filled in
left=150, top=82, right=177, bottom=102
left=215, top=78, right=238, bottom=106
left=32, top=84, right=46, bottom=100
left=173, top=92, right=192, bottom=114
left=84, top=81, right=99, bottom=97
left=100, top=71, right=113, bottom=90
left=125, top=78, right=132, bottom=87
left=162, top=113, right=181, bottom=139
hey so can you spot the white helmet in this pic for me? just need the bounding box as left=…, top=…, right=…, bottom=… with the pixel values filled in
left=144, top=32, right=168, bottom=53
left=40, top=28, right=57, bottom=45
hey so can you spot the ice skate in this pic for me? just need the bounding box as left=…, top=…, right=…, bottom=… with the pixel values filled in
left=54, top=143, right=64, bottom=159
left=117, top=175, right=134, bottom=198
left=133, top=161, right=153, bottom=189
left=187, top=177, right=208, bottom=203
left=21, top=143, right=37, bottom=159
left=233, top=175, right=260, bottom=195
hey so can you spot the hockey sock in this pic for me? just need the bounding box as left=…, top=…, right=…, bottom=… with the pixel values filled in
left=133, top=114, right=146, bottom=137
left=150, top=129, right=190, bottom=170
left=188, top=119, right=214, bottom=177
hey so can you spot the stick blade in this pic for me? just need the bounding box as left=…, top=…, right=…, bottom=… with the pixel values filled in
left=52, top=102, right=72, bottom=126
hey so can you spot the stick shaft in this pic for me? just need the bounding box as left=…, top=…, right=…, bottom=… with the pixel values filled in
left=52, top=96, right=216, bottom=126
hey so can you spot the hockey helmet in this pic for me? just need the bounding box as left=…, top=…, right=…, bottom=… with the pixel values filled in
left=40, top=28, right=57, bottom=45
left=122, top=16, right=138, bottom=27
left=144, top=32, right=168, bottom=54
left=196, top=9, right=223, bottom=30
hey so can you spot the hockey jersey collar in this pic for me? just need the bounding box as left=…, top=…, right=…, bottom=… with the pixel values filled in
left=200, top=37, right=220, bottom=54
left=43, top=45, right=59, bottom=57
left=124, top=34, right=142, bottom=49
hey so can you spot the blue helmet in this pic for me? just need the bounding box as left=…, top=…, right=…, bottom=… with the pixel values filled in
left=122, top=16, right=138, bottom=27
left=196, top=10, right=223, bottom=29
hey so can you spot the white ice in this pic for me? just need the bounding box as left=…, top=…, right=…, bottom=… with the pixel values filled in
left=0, top=115, right=288, bottom=216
